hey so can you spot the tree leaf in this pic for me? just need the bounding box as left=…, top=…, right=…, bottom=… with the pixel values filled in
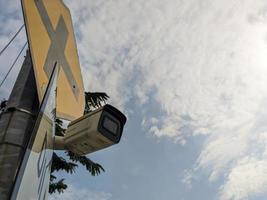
left=49, top=179, right=67, bottom=194
left=84, top=92, right=109, bottom=114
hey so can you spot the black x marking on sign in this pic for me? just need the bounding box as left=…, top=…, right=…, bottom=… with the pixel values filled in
left=35, top=0, right=80, bottom=100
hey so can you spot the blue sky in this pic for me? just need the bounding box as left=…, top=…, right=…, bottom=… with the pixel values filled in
left=2, top=0, right=267, bottom=199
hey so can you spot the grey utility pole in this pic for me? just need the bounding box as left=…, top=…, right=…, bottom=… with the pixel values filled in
left=0, top=50, right=39, bottom=199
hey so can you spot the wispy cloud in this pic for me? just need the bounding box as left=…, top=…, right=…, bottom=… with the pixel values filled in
left=49, top=185, right=112, bottom=200
left=219, top=157, right=267, bottom=200
left=66, top=0, right=267, bottom=199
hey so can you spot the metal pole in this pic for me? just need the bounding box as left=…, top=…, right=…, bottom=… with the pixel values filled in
left=0, top=50, right=39, bottom=199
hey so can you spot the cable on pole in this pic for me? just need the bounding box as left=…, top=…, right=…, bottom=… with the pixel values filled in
left=0, top=42, right=28, bottom=89
left=0, top=24, right=25, bottom=57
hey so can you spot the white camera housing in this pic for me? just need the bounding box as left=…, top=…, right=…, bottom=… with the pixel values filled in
left=55, top=104, right=127, bottom=155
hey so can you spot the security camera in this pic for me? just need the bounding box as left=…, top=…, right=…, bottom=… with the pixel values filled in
left=54, top=104, right=127, bottom=155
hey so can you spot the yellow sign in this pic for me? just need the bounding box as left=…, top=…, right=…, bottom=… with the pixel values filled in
left=21, top=0, right=85, bottom=120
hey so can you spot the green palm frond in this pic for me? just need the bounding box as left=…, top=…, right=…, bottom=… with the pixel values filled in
left=49, top=179, right=67, bottom=194
left=55, top=118, right=65, bottom=136
left=51, top=152, right=77, bottom=174
left=66, top=151, right=105, bottom=176
left=84, top=92, right=109, bottom=113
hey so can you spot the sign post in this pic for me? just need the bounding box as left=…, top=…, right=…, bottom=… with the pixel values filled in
left=11, top=64, right=59, bottom=200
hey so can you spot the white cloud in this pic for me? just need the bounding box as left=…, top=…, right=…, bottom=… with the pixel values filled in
left=65, top=0, right=267, bottom=199
left=49, top=185, right=112, bottom=200
left=220, top=157, right=267, bottom=200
